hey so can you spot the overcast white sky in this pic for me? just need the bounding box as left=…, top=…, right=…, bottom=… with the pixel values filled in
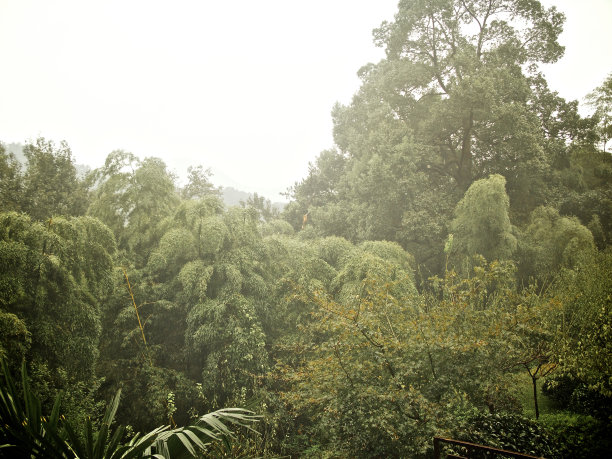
left=1, top=1, right=611, bottom=201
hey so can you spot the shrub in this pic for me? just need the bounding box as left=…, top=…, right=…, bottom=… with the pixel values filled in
left=539, top=412, right=612, bottom=459
left=455, top=411, right=557, bottom=458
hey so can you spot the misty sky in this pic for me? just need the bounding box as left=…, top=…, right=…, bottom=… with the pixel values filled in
left=1, top=0, right=611, bottom=201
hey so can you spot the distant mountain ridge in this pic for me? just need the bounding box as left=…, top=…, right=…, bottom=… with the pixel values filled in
left=221, top=186, right=286, bottom=212
left=221, top=186, right=251, bottom=207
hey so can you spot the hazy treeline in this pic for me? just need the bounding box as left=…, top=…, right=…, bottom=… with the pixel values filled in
left=1, top=1, right=611, bottom=457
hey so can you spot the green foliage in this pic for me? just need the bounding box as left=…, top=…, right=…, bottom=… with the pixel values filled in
left=0, top=311, right=30, bottom=372
left=454, top=411, right=557, bottom=458
left=539, top=412, right=612, bottom=459
left=22, top=137, right=88, bottom=220
left=0, top=360, right=73, bottom=458
left=373, top=0, right=563, bottom=190
left=558, top=176, right=612, bottom=250
left=96, top=198, right=272, bottom=430
left=0, top=212, right=115, bottom=416
left=543, top=375, right=612, bottom=421
left=313, top=236, right=353, bottom=269
left=268, top=240, right=426, bottom=456
left=332, top=240, right=416, bottom=303
left=274, top=253, right=575, bottom=456
left=518, top=206, right=595, bottom=283
left=240, top=192, right=279, bottom=223
left=551, top=251, right=612, bottom=398
left=0, top=143, right=23, bottom=213
left=0, top=359, right=260, bottom=458
left=181, top=165, right=220, bottom=200
left=586, top=73, right=612, bottom=152
left=277, top=279, right=434, bottom=457
left=260, top=219, right=294, bottom=237
left=87, top=152, right=179, bottom=265
left=186, top=295, right=268, bottom=405
left=3, top=1, right=611, bottom=455
left=286, top=0, right=574, bottom=273
left=570, top=194, right=612, bottom=243
left=149, top=227, right=197, bottom=273
left=449, top=174, right=517, bottom=268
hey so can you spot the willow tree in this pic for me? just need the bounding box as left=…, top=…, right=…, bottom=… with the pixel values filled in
left=87, top=151, right=179, bottom=266
left=449, top=174, right=516, bottom=267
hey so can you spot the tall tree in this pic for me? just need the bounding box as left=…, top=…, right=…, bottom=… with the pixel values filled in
left=586, top=73, right=612, bottom=153
left=372, top=0, right=564, bottom=189
left=87, top=151, right=179, bottom=265
left=0, top=143, right=23, bottom=213
left=97, top=197, right=273, bottom=429
left=181, top=165, right=221, bottom=200
left=22, top=138, right=87, bottom=220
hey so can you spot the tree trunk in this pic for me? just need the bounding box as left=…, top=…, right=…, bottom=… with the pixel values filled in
left=532, top=374, right=539, bottom=419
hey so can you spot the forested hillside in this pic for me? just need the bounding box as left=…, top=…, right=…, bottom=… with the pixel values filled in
left=1, top=1, right=611, bottom=457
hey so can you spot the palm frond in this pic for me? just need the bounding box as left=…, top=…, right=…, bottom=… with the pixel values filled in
left=1, top=358, right=261, bottom=458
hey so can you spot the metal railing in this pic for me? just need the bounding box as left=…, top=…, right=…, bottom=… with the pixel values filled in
left=433, top=437, right=545, bottom=459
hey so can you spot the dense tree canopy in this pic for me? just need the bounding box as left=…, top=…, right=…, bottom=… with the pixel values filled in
left=288, top=0, right=587, bottom=275
left=1, top=1, right=611, bottom=456
left=0, top=211, right=115, bottom=423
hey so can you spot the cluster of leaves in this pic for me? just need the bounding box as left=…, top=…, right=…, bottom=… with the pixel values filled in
left=0, top=211, right=116, bottom=423
left=1, top=0, right=611, bottom=456
left=538, top=412, right=612, bottom=459
left=0, top=359, right=259, bottom=458
left=273, top=246, right=568, bottom=456
left=454, top=412, right=557, bottom=458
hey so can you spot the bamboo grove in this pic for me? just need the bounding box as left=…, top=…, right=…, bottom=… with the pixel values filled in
left=1, top=1, right=612, bottom=457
